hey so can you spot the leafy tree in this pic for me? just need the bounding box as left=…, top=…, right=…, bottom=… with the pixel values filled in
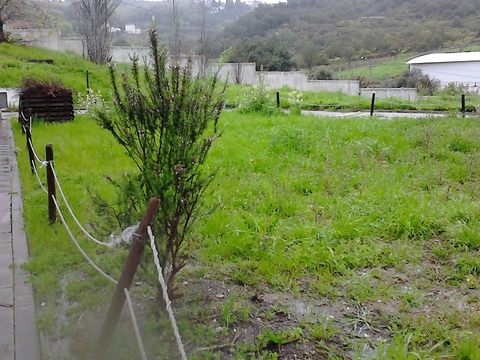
left=300, top=44, right=319, bottom=70
left=223, top=39, right=293, bottom=71
left=111, top=36, right=130, bottom=47
left=0, top=0, right=30, bottom=43
left=96, top=28, right=225, bottom=300
left=309, top=67, right=333, bottom=80
left=390, top=69, right=439, bottom=95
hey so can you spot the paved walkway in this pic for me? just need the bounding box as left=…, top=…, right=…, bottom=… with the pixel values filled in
left=0, top=112, right=41, bottom=360
left=302, top=109, right=443, bottom=119
left=302, top=109, right=478, bottom=119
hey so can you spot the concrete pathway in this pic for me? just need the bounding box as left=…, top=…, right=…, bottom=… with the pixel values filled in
left=0, top=112, right=41, bottom=360
left=302, top=109, right=478, bottom=119
left=302, top=109, right=445, bottom=119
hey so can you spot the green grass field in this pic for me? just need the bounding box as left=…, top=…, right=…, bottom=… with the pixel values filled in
left=335, top=54, right=413, bottom=80
left=14, top=110, right=480, bottom=359
left=226, top=84, right=480, bottom=113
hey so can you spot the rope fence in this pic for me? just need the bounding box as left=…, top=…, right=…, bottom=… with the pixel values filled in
left=31, top=162, right=48, bottom=194
left=51, top=195, right=118, bottom=285
left=22, top=124, right=117, bottom=278
left=50, top=165, right=114, bottom=248
left=124, top=288, right=148, bottom=360
left=27, top=137, right=48, bottom=166
left=147, top=226, right=188, bottom=360
left=22, top=122, right=176, bottom=360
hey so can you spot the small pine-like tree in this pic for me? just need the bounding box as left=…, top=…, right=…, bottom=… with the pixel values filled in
left=96, top=28, right=226, bottom=300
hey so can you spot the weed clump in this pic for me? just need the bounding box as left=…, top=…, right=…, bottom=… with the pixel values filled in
left=21, top=78, right=69, bottom=97
left=237, top=76, right=279, bottom=115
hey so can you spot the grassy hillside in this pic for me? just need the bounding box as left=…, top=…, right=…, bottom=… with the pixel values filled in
left=215, top=0, right=480, bottom=70
left=0, top=43, right=113, bottom=100
left=335, top=54, right=412, bottom=80
left=335, top=44, right=480, bottom=81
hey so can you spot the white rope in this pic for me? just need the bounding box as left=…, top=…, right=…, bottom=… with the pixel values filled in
left=147, top=226, right=188, bottom=360
left=31, top=160, right=48, bottom=193
left=20, top=110, right=28, bottom=123
left=52, top=195, right=118, bottom=284
left=124, top=288, right=148, bottom=360
left=50, top=166, right=113, bottom=247
left=109, top=224, right=139, bottom=246
left=27, top=137, right=48, bottom=166
left=20, top=112, right=33, bottom=133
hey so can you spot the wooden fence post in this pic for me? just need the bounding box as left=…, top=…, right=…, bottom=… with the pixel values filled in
left=19, top=113, right=26, bottom=134
left=370, top=93, right=376, bottom=117
left=94, top=198, right=160, bottom=360
left=26, top=126, right=35, bottom=174
left=461, top=94, right=466, bottom=117
left=46, top=144, right=56, bottom=224
left=276, top=92, right=280, bottom=108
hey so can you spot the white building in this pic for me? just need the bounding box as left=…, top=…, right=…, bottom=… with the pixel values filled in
left=406, top=52, right=480, bottom=89
left=124, top=24, right=141, bottom=35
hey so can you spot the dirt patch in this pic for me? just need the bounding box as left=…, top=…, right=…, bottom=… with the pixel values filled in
left=38, top=249, right=480, bottom=360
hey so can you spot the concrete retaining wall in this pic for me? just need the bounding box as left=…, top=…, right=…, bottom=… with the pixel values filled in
left=59, top=37, right=84, bottom=56
left=208, top=63, right=258, bottom=84
left=260, top=71, right=360, bottom=95
left=361, top=88, right=418, bottom=101
left=0, top=88, right=20, bottom=108
left=8, top=29, right=416, bottom=100
left=110, top=46, right=150, bottom=63
left=13, top=29, right=62, bottom=51
left=11, top=29, right=84, bottom=56
left=209, top=65, right=361, bottom=96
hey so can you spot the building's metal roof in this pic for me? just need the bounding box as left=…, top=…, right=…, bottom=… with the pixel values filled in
left=406, top=51, right=480, bottom=65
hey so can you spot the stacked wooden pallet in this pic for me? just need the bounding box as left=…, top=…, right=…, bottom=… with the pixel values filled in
left=19, top=88, right=74, bottom=122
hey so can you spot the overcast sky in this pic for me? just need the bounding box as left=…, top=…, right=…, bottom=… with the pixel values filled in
left=142, top=0, right=287, bottom=3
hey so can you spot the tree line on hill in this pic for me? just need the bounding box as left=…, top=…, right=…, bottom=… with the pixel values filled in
left=3, top=0, right=480, bottom=76
left=214, top=0, right=480, bottom=72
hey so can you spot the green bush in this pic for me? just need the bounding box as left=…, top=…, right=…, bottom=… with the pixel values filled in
left=95, top=28, right=226, bottom=299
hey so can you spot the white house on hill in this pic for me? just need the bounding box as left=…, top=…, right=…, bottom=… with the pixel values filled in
left=125, top=24, right=141, bottom=34
left=406, top=52, right=480, bottom=89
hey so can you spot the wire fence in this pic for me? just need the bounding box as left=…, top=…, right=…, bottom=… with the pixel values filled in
left=19, top=111, right=188, bottom=359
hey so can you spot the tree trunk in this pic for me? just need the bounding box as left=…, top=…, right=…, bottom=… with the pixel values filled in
left=0, top=18, right=6, bottom=43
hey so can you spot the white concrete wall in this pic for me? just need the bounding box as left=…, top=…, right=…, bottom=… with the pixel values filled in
left=60, top=37, right=85, bottom=56
left=361, top=88, right=418, bottom=101
left=12, top=29, right=61, bottom=51
left=208, top=63, right=258, bottom=84
left=260, top=71, right=360, bottom=96
left=110, top=46, right=150, bottom=63
left=0, top=88, right=20, bottom=108
left=209, top=66, right=361, bottom=95
left=410, top=61, right=480, bottom=89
